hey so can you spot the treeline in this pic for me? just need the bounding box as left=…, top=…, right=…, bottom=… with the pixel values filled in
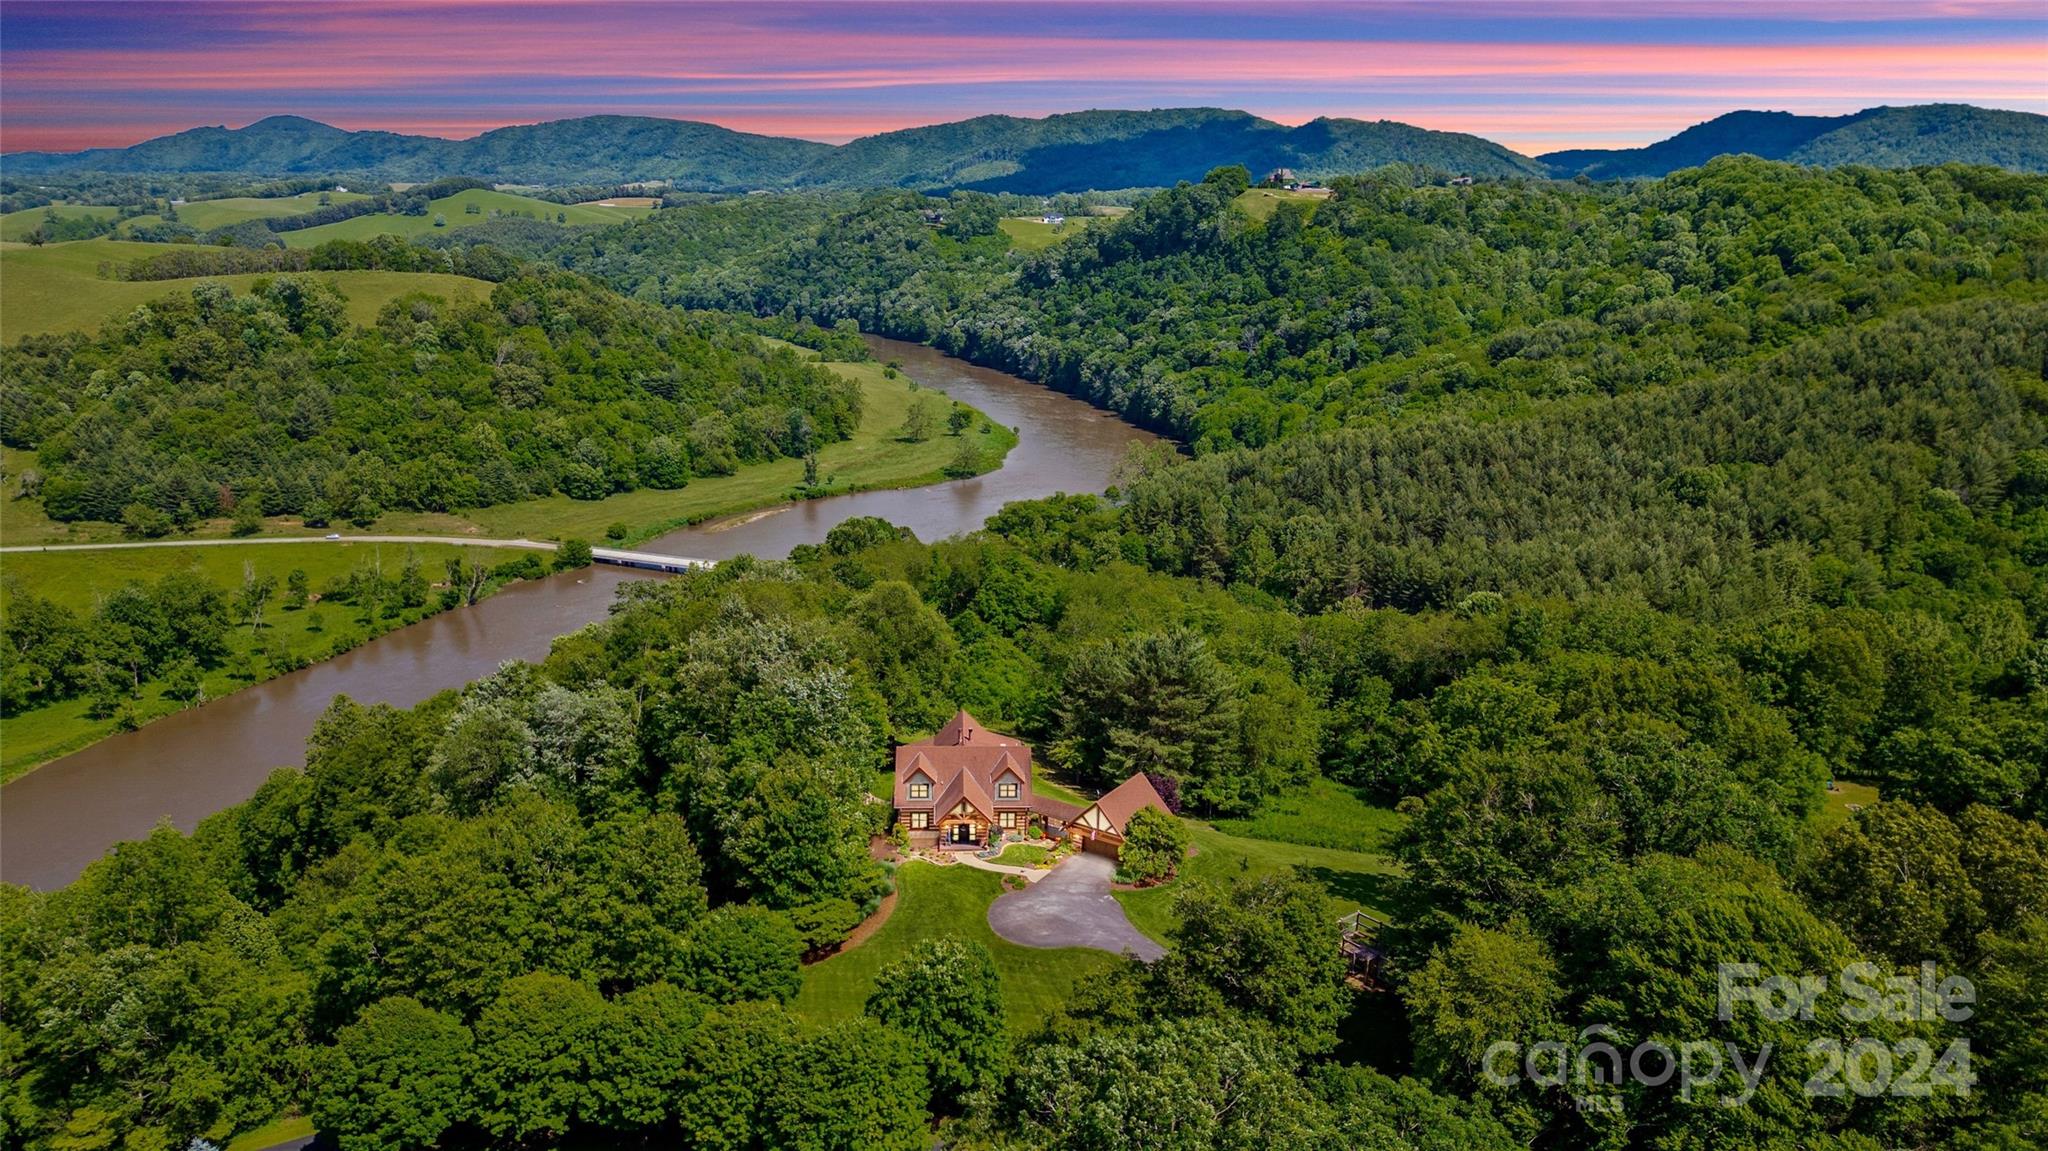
left=6, top=499, right=2044, bottom=1147
left=108, top=233, right=528, bottom=283
left=2, top=270, right=862, bottom=527
left=560, top=158, right=2048, bottom=447
left=0, top=549, right=553, bottom=722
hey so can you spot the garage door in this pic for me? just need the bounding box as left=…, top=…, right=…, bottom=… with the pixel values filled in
left=1082, top=835, right=1121, bottom=860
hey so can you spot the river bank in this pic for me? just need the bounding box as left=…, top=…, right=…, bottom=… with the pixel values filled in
left=0, top=338, right=1159, bottom=891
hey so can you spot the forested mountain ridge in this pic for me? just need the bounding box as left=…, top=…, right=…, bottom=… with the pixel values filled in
left=0, top=269, right=860, bottom=528
left=11, top=103, right=2043, bottom=188
left=789, top=107, right=1549, bottom=190
left=1541, top=104, right=2048, bottom=179
left=561, top=158, right=2048, bottom=448
left=2, top=114, right=834, bottom=188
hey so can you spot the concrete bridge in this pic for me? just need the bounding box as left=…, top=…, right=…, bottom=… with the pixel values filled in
left=589, top=546, right=710, bottom=574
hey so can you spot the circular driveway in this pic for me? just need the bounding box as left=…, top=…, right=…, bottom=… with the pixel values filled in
left=987, top=852, right=1166, bottom=961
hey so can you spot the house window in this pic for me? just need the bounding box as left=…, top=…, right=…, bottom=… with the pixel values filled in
left=1000, top=811, right=1017, bottom=828
left=997, top=780, right=1019, bottom=799
left=909, top=812, right=929, bottom=830
left=909, top=781, right=930, bottom=799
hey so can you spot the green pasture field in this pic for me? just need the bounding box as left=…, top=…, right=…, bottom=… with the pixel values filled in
left=281, top=188, right=650, bottom=247
left=0, top=238, right=492, bottom=338
left=1234, top=187, right=1330, bottom=222
left=0, top=539, right=510, bottom=780
left=998, top=215, right=1095, bottom=251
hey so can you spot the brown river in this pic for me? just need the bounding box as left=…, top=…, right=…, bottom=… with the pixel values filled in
left=0, top=339, right=1158, bottom=890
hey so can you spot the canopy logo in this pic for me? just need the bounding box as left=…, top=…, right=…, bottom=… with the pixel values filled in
left=1479, top=962, right=1978, bottom=1110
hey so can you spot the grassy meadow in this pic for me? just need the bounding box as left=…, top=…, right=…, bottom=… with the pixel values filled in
left=0, top=539, right=522, bottom=780
left=1115, top=818, right=1405, bottom=944
left=0, top=238, right=492, bottom=338
left=1233, top=186, right=1331, bottom=222
left=281, top=188, right=651, bottom=247
left=998, top=215, right=1095, bottom=251
left=0, top=193, right=373, bottom=243
left=794, top=862, right=1121, bottom=1033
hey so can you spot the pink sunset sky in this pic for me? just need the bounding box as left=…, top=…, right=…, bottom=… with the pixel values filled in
left=2, top=1, right=2043, bottom=156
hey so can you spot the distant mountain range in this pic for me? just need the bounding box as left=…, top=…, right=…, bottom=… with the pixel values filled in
left=1539, top=104, right=2048, bottom=180
left=7, top=104, right=2044, bottom=190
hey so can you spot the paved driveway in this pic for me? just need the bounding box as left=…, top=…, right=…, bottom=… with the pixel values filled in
left=987, top=852, right=1165, bottom=961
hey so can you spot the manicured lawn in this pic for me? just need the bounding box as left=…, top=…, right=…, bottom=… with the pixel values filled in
left=224, top=1113, right=313, bottom=1151
left=282, top=188, right=647, bottom=247
left=995, top=844, right=1053, bottom=867
left=0, top=540, right=512, bottom=780
left=795, top=862, right=1119, bottom=1033
left=1816, top=779, right=1880, bottom=832
left=0, top=239, right=490, bottom=337
left=1210, top=777, right=1406, bottom=856
left=369, top=358, right=1017, bottom=546
left=1115, top=822, right=1404, bottom=945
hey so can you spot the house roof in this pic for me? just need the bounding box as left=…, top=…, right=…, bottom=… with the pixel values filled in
left=1087, top=772, right=1169, bottom=836
left=1030, top=794, right=1085, bottom=822
left=894, top=709, right=1035, bottom=811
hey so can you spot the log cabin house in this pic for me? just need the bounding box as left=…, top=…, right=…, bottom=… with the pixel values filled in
left=893, top=710, right=1168, bottom=859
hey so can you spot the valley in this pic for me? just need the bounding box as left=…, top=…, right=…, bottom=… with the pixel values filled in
left=1, top=28, right=2044, bottom=1150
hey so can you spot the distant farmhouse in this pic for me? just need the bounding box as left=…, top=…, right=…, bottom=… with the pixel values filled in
left=893, top=710, right=1167, bottom=860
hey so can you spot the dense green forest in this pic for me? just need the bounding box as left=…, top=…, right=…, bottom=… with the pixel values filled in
left=0, top=270, right=860, bottom=528
left=563, top=158, right=2047, bottom=448
left=5, top=154, right=2047, bottom=1151
left=6, top=483, right=2045, bottom=1147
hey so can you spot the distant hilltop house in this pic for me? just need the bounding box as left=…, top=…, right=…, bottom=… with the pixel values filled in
left=893, top=710, right=1167, bottom=860
left=1448, top=175, right=1475, bottom=186
left=1041, top=213, right=1065, bottom=225
left=1263, top=167, right=1297, bottom=186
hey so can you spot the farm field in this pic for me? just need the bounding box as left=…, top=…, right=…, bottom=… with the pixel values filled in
left=794, top=861, right=1120, bottom=1033
left=0, top=203, right=122, bottom=241
left=281, top=187, right=650, bottom=247
left=130, top=191, right=372, bottom=233
left=0, top=238, right=491, bottom=337
left=0, top=539, right=513, bottom=780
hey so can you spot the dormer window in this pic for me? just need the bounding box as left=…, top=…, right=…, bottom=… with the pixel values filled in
left=909, top=780, right=931, bottom=800
left=997, top=779, right=1020, bottom=800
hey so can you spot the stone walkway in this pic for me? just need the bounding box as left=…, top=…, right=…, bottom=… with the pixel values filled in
left=986, top=852, right=1165, bottom=961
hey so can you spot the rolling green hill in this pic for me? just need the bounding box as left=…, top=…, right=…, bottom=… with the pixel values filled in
left=278, top=187, right=649, bottom=247
left=0, top=239, right=491, bottom=337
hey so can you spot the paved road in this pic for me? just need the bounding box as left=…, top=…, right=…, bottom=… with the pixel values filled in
left=986, top=852, right=1165, bottom=961
left=0, top=534, right=709, bottom=572
left=0, top=533, right=555, bottom=554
